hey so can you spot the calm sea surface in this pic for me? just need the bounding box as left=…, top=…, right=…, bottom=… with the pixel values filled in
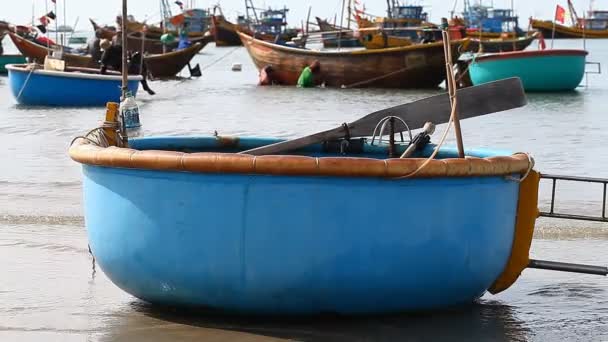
left=1, top=39, right=607, bottom=341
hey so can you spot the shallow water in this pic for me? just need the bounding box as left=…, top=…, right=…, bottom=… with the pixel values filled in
left=1, top=39, right=607, bottom=341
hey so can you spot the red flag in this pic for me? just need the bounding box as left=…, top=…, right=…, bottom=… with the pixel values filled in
left=555, top=5, right=566, bottom=24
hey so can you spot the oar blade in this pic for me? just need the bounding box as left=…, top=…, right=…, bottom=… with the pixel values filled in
left=349, top=77, right=526, bottom=136
left=241, top=78, right=526, bottom=156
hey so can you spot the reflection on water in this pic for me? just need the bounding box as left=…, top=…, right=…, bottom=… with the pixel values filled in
left=0, top=40, right=607, bottom=341
left=97, top=299, right=528, bottom=342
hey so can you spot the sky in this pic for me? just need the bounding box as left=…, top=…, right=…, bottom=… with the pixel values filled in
left=2, top=0, right=597, bottom=30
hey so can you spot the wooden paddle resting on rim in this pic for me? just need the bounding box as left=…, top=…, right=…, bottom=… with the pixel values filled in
left=240, top=77, right=527, bottom=156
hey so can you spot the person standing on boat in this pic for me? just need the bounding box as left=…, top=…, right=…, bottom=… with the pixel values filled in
left=85, top=29, right=104, bottom=64
left=297, top=60, right=320, bottom=88
left=99, top=33, right=156, bottom=96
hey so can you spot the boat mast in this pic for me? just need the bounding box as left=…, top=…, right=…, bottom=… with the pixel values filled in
left=338, top=0, right=346, bottom=50
left=54, top=0, right=59, bottom=47
left=63, top=0, right=67, bottom=45
left=121, top=0, right=128, bottom=100
left=347, top=0, right=352, bottom=29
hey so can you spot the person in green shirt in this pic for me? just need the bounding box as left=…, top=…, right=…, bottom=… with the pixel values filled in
left=297, top=60, right=320, bottom=88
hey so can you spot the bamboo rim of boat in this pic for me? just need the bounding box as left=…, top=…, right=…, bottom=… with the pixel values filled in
left=473, top=49, right=588, bottom=63
left=238, top=31, right=469, bottom=55
left=6, top=64, right=144, bottom=81
left=69, top=138, right=532, bottom=179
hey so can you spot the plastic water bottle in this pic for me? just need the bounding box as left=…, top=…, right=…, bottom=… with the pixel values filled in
left=119, top=91, right=142, bottom=138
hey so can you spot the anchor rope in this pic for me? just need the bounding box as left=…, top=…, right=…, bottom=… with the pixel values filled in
left=201, top=47, right=240, bottom=71
left=16, top=64, right=39, bottom=102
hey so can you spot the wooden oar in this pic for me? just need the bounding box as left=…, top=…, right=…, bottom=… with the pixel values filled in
left=240, top=77, right=526, bottom=156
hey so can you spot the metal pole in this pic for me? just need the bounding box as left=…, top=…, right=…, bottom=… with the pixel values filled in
left=338, top=0, right=346, bottom=50
left=529, top=259, right=608, bottom=276
left=63, top=0, right=67, bottom=46
left=54, top=0, right=59, bottom=47
left=551, top=6, right=556, bottom=49
left=121, top=0, right=128, bottom=99
left=347, top=0, right=352, bottom=30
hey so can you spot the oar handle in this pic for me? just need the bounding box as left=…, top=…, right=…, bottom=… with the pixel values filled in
left=528, top=259, right=608, bottom=276
left=239, top=126, right=345, bottom=156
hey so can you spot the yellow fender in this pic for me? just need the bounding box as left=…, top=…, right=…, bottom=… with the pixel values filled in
left=489, top=170, right=540, bottom=294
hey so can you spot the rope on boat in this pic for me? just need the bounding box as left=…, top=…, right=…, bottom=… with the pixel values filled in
left=200, top=47, right=240, bottom=71
left=395, top=27, right=459, bottom=179
left=16, top=64, right=39, bottom=102
left=342, top=67, right=409, bottom=88
left=505, top=153, right=535, bottom=183
left=69, top=120, right=119, bottom=148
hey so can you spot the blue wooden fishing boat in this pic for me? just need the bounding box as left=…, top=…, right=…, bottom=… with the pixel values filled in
left=6, top=64, right=142, bottom=106
left=69, top=97, right=540, bottom=314
left=468, top=49, right=588, bottom=92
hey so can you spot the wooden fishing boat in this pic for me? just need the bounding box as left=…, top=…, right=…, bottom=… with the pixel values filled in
left=90, top=19, right=177, bottom=54
left=211, top=15, right=242, bottom=46
left=465, top=31, right=539, bottom=53
left=7, top=64, right=141, bottom=106
left=91, top=19, right=210, bottom=54
left=9, top=33, right=96, bottom=68
left=0, top=55, right=27, bottom=73
left=92, top=17, right=207, bottom=40
left=359, top=29, right=537, bottom=52
left=315, top=17, right=362, bottom=48
left=8, top=32, right=208, bottom=79
left=239, top=32, right=467, bottom=88
left=530, top=18, right=608, bottom=39
left=468, top=49, right=588, bottom=91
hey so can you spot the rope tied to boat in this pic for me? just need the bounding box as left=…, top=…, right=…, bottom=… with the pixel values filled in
left=201, top=47, right=240, bottom=71
left=505, top=153, right=535, bottom=183
left=342, top=67, right=410, bottom=88
left=395, top=27, right=460, bottom=179
left=69, top=120, right=120, bottom=148
left=16, top=63, right=39, bottom=102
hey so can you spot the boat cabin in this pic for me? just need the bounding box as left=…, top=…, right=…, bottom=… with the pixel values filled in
left=577, top=10, right=608, bottom=30
left=254, top=8, right=289, bottom=35
left=463, top=2, right=520, bottom=33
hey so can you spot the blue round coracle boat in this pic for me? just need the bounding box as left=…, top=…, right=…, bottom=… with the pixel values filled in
left=6, top=64, right=142, bottom=106
left=468, top=49, right=588, bottom=92
left=70, top=133, right=539, bottom=315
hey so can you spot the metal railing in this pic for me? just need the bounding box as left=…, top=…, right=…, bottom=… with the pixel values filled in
left=583, top=61, right=602, bottom=88
left=540, top=173, right=608, bottom=222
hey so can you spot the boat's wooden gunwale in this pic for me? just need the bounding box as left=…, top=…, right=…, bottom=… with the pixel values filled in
left=474, top=49, right=588, bottom=63
left=69, top=139, right=532, bottom=178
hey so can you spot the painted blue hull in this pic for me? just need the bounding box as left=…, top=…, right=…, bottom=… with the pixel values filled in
left=80, top=137, right=521, bottom=315
left=7, top=66, right=140, bottom=106
left=469, top=50, right=588, bottom=92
